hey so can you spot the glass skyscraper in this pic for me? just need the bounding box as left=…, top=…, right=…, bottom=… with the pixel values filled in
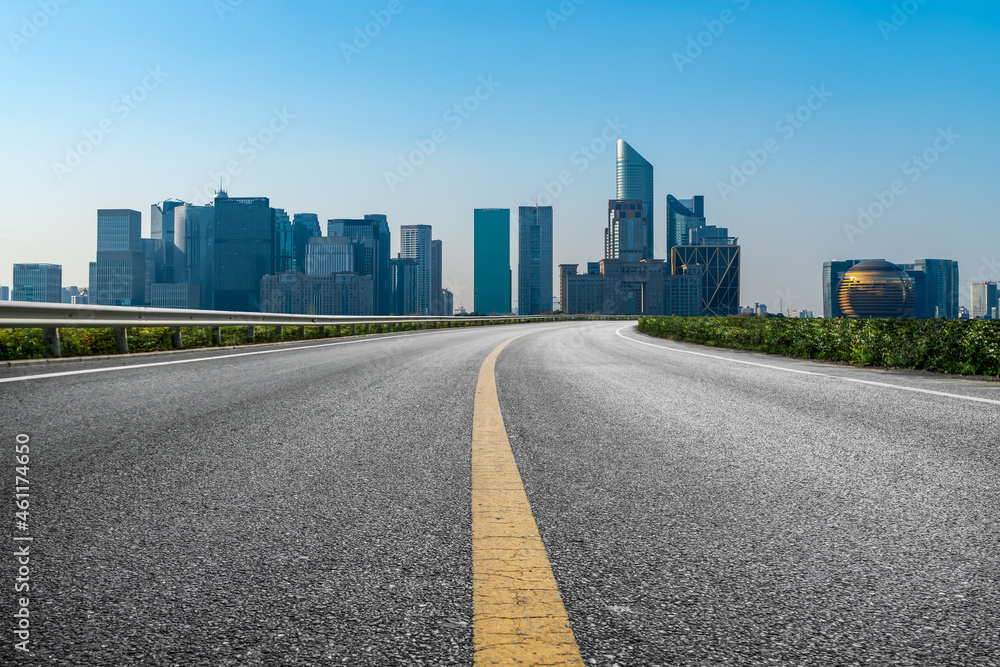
left=431, top=239, right=443, bottom=316
left=400, top=225, right=433, bottom=316
left=616, top=140, right=653, bottom=260
left=292, top=213, right=322, bottom=273
left=92, top=209, right=146, bottom=306
left=666, top=195, right=706, bottom=261
left=273, top=208, right=294, bottom=274
left=474, top=208, right=511, bottom=315
left=518, top=206, right=553, bottom=316
left=212, top=192, right=274, bottom=312
left=900, top=259, right=960, bottom=319
left=12, top=263, right=62, bottom=303
left=328, top=216, right=391, bottom=315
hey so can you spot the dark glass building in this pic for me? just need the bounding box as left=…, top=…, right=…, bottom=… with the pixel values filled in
left=666, top=195, right=706, bottom=259
left=291, top=213, right=322, bottom=273
left=518, top=206, right=553, bottom=316
left=212, top=192, right=274, bottom=312
left=273, top=209, right=294, bottom=274
left=431, top=239, right=443, bottom=316
left=900, top=259, right=959, bottom=319
left=390, top=257, right=419, bottom=315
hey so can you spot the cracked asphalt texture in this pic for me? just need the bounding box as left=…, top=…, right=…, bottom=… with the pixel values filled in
left=2, top=321, right=999, bottom=666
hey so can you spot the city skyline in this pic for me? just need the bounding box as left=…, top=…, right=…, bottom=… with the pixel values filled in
left=2, top=1, right=997, bottom=313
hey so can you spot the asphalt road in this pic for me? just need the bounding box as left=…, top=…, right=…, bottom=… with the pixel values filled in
left=2, top=321, right=999, bottom=666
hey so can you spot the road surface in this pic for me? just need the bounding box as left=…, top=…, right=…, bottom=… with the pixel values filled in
left=2, top=321, right=998, bottom=665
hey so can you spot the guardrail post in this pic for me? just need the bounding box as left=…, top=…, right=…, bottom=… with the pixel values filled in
left=114, top=327, right=129, bottom=354
left=276, top=326, right=284, bottom=341
left=171, top=328, right=183, bottom=350
left=350, top=324, right=357, bottom=336
left=318, top=326, right=328, bottom=339
left=246, top=326, right=256, bottom=343
left=364, top=324, right=371, bottom=334
left=297, top=326, right=305, bottom=339
left=42, top=328, right=61, bottom=358
left=211, top=327, right=222, bottom=346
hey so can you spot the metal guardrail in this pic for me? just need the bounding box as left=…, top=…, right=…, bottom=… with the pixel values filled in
left=0, top=302, right=623, bottom=359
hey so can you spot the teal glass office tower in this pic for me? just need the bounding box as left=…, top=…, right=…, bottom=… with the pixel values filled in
left=474, top=208, right=511, bottom=315
left=518, top=206, right=553, bottom=316
left=616, top=140, right=653, bottom=260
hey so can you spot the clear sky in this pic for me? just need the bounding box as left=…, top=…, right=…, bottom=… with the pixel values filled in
left=1, top=0, right=998, bottom=313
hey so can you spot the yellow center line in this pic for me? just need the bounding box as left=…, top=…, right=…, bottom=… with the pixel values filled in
left=471, top=335, right=584, bottom=666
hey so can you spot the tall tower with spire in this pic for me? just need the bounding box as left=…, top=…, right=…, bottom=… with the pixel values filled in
left=616, top=140, right=654, bottom=260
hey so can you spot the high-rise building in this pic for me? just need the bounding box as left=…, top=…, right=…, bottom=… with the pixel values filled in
left=291, top=213, right=322, bottom=273
left=900, top=259, right=959, bottom=319
left=12, top=263, right=62, bottom=303
left=400, top=225, right=433, bottom=315
left=666, top=195, right=706, bottom=260
left=441, top=288, right=454, bottom=317
left=605, top=200, right=647, bottom=264
left=273, top=208, right=294, bottom=274
left=518, top=206, right=553, bottom=316
left=92, top=209, right=146, bottom=306
left=616, top=140, right=653, bottom=260
left=390, top=256, right=419, bottom=315
left=174, top=203, right=215, bottom=309
left=431, top=239, right=443, bottom=316
left=328, top=216, right=391, bottom=315
left=671, top=232, right=741, bottom=317
left=823, top=260, right=866, bottom=318
left=0, top=286, right=9, bottom=301
left=474, top=208, right=511, bottom=315
left=151, top=200, right=187, bottom=284
left=212, top=192, right=274, bottom=312
left=305, top=237, right=355, bottom=276
left=971, top=282, right=999, bottom=319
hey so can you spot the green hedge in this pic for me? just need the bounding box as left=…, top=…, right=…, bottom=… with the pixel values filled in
left=637, top=317, right=1000, bottom=377
left=0, top=319, right=550, bottom=362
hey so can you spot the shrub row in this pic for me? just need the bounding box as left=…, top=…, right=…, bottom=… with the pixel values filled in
left=637, top=317, right=1000, bottom=377
left=0, top=318, right=573, bottom=362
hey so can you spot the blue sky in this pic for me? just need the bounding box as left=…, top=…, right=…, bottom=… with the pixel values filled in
left=1, top=0, right=998, bottom=312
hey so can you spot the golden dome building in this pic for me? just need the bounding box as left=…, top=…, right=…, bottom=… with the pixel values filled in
left=836, top=259, right=916, bottom=319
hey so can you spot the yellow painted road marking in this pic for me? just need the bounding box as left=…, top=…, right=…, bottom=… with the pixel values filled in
left=472, top=335, right=584, bottom=666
